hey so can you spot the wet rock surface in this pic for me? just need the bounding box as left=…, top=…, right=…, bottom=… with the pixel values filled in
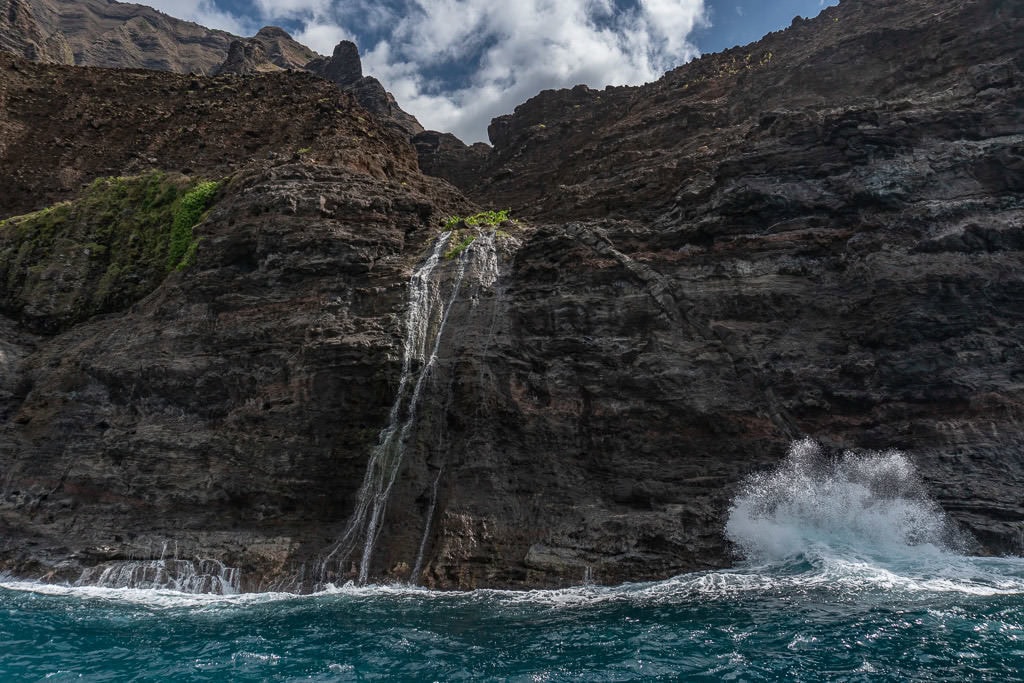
left=0, top=0, right=1022, bottom=589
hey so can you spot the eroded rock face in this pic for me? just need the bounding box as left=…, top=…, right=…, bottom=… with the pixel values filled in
left=0, top=162, right=468, bottom=589
left=0, top=0, right=73, bottom=64
left=213, top=40, right=277, bottom=76
left=305, top=40, right=363, bottom=87
left=208, top=26, right=320, bottom=78
left=413, top=131, right=492, bottom=192
left=0, top=0, right=1022, bottom=590
left=2, top=1, right=426, bottom=139
left=11, top=0, right=237, bottom=73
left=0, top=52, right=407, bottom=218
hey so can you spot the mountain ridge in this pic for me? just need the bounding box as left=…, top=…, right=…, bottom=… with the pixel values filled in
left=0, top=0, right=422, bottom=135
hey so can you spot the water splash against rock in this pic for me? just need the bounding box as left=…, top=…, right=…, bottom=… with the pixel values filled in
left=726, top=438, right=971, bottom=563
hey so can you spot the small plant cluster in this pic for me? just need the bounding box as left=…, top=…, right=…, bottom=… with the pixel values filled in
left=443, top=209, right=513, bottom=231
left=441, top=209, right=516, bottom=259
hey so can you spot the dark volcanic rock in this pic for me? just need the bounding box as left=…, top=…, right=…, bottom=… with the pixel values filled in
left=213, top=39, right=276, bottom=76
left=414, top=0, right=1024, bottom=576
left=0, top=54, right=471, bottom=588
left=305, top=40, right=362, bottom=87
left=0, top=52, right=410, bottom=217
left=0, top=162, right=469, bottom=589
left=413, top=130, right=491, bottom=191
left=1, top=0, right=1022, bottom=591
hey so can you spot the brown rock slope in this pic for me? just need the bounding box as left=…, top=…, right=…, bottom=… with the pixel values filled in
left=0, top=52, right=402, bottom=217
left=0, top=0, right=314, bottom=73
left=2, top=0, right=229, bottom=72
left=0, top=0, right=424, bottom=137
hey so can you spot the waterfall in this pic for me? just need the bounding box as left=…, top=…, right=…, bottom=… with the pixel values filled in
left=412, top=466, right=444, bottom=581
left=319, top=230, right=499, bottom=584
left=76, top=554, right=240, bottom=594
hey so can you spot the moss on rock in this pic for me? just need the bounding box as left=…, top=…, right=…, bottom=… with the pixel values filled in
left=0, top=171, right=220, bottom=333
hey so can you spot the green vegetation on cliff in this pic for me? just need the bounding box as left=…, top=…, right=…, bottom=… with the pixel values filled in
left=0, top=171, right=220, bottom=333
left=443, top=209, right=513, bottom=231
left=442, top=209, right=516, bottom=259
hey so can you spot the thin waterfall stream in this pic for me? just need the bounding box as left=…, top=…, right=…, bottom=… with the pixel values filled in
left=318, top=230, right=499, bottom=585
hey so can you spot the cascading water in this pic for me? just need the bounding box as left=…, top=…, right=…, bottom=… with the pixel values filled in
left=319, top=230, right=500, bottom=585
left=411, top=466, right=444, bottom=581
left=75, top=550, right=240, bottom=594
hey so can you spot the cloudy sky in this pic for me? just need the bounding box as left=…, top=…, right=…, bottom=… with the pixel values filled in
left=140, top=0, right=837, bottom=143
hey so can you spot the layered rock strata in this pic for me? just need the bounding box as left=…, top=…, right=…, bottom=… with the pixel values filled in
left=0, top=0, right=1022, bottom=590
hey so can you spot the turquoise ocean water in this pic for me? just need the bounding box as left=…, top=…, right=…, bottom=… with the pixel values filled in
left=3, top=440, right=1022, bottom=681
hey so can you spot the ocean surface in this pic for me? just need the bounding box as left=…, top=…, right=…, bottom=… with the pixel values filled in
left=3, top=439, right=1022, bottom=681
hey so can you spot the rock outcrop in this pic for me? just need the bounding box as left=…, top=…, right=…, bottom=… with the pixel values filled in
left=413, top=130, right=491, bottom=193
left=4, top=0, right=238, bottom=73
left=214, top=39, right=276, bottom=76
left=305, top=40, right=424, bottom=137
left=212, top=27, right=320, bottom=76
left=0, top=0, right=1022, bottom=591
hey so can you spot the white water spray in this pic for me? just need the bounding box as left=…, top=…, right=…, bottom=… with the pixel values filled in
left=320, top=230, right=499, bottom=584
left=76, top=557, right=240, bottom=594
left=726, top=438, right=969, bottom=563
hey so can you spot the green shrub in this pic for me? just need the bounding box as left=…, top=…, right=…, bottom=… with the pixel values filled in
left=444, top=234, right=477, bottom=260
left=440, top=209, right=518, bottom=259
left=167, top=180, right=219, bottom=270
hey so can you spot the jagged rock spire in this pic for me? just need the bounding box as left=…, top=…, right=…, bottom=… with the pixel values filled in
left=305, top=40, right=363, bottom=87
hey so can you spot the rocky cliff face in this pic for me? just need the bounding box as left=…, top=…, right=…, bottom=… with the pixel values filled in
left=212, top=27, right=322, bottom=77
left=0, top=0, right=73, bottom=64
left=0, top=0, right=1022, bottom=590
left=0, top=51, right=470, bottom=589
left=1, top=0, right=236, bottom=73
left=1, top=0, right=425, bottom=138
left=414, top=0, right=1024, bottom=581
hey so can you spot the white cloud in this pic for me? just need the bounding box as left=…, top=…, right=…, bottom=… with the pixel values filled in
left=356, top=0, right=707, bottom=142
left=293, top=22, right=351, bottom=54
left=147, top=0, right=708, bottom=144
left=141, top=0, right=253, bottom=35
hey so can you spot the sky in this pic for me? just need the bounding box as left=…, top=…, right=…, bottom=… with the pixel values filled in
left=140, top=0, right=838, bottom=143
